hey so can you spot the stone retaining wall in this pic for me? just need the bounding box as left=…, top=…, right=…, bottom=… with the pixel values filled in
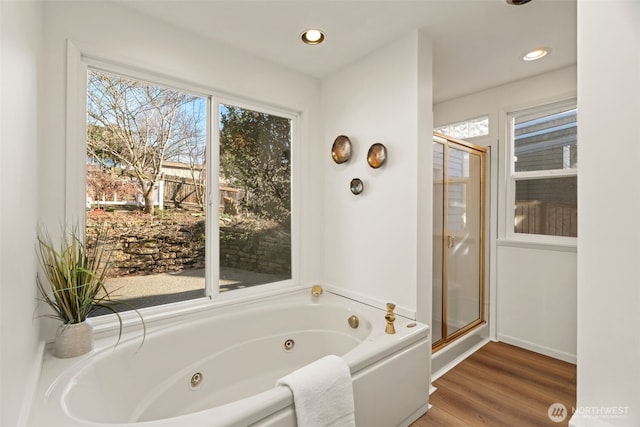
left=87, top=214, right=290, bottom=277
left=87, top=216, right=205, bottom=277
left=220, top=225, right=291, bottom=275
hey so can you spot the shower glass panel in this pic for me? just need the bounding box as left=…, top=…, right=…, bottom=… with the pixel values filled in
left=433, top=135, right=486, bottom=351
left=432, top=142, right=445, bottom=345
left=446, top=147, right=482, bottom=337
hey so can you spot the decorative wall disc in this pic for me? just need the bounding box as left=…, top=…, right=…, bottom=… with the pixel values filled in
left=350, top=178, right=364, bottom=195
left=331, top=135, right=352, bottom=164
left=367, top=143, right=387, bottom=168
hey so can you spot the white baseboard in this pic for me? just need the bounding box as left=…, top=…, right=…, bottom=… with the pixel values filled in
left=497, top=333, right=576, bottom=364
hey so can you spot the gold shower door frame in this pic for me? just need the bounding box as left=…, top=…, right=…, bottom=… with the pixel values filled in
left=433, top=134, right=487, bottom=352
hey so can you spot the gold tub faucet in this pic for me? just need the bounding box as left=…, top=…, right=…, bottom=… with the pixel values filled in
left=311, top=285, right=323, bottom=297
left=385, top=303, right=396, bottom=334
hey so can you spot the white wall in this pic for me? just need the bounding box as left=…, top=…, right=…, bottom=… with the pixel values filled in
left=497, top=245, right=576, bottom=361
left=573, top=1, right=640, bottom=426
left=434, top=66, right=578, bottom=362
left=321, top=30, right=433, bottom=318
left=0, top=2, right=43, bottom=425
left=39, top=1, right=323, bottom=338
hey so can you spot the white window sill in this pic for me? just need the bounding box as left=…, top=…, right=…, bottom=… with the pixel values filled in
left=496, top=239, right=577, bottom=253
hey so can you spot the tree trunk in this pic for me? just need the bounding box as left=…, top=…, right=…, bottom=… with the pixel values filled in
left=143, top=182, right=155, bottom=214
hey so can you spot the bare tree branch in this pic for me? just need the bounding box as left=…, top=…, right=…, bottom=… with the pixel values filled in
left=87, top=70, right=205, bottom=213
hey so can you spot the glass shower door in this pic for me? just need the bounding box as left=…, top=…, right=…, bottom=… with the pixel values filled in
left=432, top=142, right=445, bottom=345
left=433, top=136, right=486, bottom=350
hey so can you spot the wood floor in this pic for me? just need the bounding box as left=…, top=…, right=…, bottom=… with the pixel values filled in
left=411, top=341, right=576, bottom=427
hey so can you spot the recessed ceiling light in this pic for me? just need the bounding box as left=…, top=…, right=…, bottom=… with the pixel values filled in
left=301, top=29, right=325, bottom=45
left=522, top=47, right=550, bottom=61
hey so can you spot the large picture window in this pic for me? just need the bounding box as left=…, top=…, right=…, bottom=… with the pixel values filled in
left=85, top=68, right=293, bottom=313
left=508, top=100, right=577, bottom=239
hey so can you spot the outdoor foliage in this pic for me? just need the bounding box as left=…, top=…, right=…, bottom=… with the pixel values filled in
left=86, top=164, right=139, bottom=203
left=86, top=70, right=206, bottom=214
left=219, top=105, right=291, bottom=222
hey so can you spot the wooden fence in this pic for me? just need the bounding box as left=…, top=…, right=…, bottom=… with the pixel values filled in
left=515, top=200, right=577, bottom=237
left=88, top=175, right=243, bottom=213
left=164, top=177, right=203, bottom=208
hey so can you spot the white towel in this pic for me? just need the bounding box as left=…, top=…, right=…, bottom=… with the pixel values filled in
left=276, top=355, right=356, bottom=427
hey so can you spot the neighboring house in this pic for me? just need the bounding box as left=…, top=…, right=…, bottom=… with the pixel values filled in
left=160, top=161, right=204, bottom=180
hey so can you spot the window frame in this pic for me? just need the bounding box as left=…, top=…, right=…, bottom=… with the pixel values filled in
left=504, top=98, right=577, bottom=245
left=66, top=41, right=301, bottom=332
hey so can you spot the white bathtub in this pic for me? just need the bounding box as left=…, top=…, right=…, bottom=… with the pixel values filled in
left=29, top=289, right=430, bottom=427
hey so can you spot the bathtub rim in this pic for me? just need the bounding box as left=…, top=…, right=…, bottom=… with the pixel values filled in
left=84, top=283, right=418, bottom=347
left=85, top=283, right=314, bottom=344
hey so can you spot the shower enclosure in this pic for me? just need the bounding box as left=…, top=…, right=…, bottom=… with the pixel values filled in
left=432, top=134, right=486, bottom=352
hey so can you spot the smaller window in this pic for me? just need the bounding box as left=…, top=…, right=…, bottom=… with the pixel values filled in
left=508, top=101, right=577, bottom=239
left=435, top=116, right=489, bottom=140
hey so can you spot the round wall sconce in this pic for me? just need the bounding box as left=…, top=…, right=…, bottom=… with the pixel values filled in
left=367, top=143, right=387, bottom=168
left=332, top=135, right=352, bottom=164
left=350, top=178, right=364, bottom=195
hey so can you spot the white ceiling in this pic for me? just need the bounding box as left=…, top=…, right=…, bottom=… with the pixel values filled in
left=119, top=0, right=577, bottom=103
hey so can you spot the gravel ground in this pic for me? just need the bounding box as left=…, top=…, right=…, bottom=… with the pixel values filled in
left=89, top=209, right=288, bottom=311
left=100, top=266, right=289, bottom=311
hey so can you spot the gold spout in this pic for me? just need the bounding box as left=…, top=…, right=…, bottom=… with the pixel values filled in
left=311, top=285, right=323, bottom=297
left=385, top=303, right=396, bottom=334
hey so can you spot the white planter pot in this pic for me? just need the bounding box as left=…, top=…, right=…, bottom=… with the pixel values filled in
left=55, top=320, right=94, bottom=358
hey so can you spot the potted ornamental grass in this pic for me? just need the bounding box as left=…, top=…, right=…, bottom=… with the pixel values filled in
left=36, top=222, right=143, bottom=358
